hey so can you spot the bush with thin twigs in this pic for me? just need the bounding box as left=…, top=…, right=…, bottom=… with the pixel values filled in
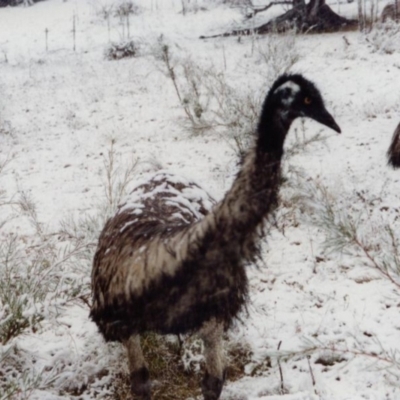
left=0, top=156, right=14, bottom=230
left=105, top=40, right=137, bottom=60
left=180, top=0, right=210, bottom=14
left=93, top=0, right=141, bottom=42
left=154, top=39, right=261, bottom=155
left=93, top=0, right=141, bottom=20
left=300, top=180, right=400, bottom=290
left=0, top=343, right=44, bottom=400
left=114, top=0, right=141, bottom=17
left=364, top=20, right=400, bottom=53
left=59, top=139, right=138, bottom=245
left=251, top=334, right=400, bottom=393
left=154, top=34, right=299, bottom=155
left=101, top=139, right=138, bottom=214
left=0, top=119, right=13, bottom=137
left=57, top=139, right=138, bottom=305
left=0, top=229, right=92, bottom=346
left=0, top=217, right=93, bottom=395
left=255, top=29, right=299, bottom=82
left=0, top=141, right=140, bottom=397
left=93, top=0, right=115, bottom=20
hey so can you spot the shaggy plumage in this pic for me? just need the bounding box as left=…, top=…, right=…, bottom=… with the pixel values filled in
left=387, top=122, right=400, bottom=168
left=90, top=73, right=341, bottom=400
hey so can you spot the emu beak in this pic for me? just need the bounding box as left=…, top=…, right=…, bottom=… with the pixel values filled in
left=314, top=108, right=341, bottom=134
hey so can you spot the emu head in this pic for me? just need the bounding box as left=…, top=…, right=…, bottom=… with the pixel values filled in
left=387, top=123, right=400, bottom=168
left=272, top=74, right=341, bottom=133
left=257, top=74, right=341, bottom=152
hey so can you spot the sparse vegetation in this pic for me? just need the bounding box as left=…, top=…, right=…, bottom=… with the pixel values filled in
left=105, top=40, right=137, bottom=59
left=0, top=140, right=140, bottom=396
left=365, top=20, right=400, bottom=53
left=255, top=29, right=299, bottom=81
left=296, top=178, right=400, bottom=290
left=0, top=219, right=92, bottom=346
left=0, top=119, right=14, bottom=137
left=0, top=211, right=94, bottom=395
left=114, top=0, right=141, bottom=17
left=155, top=33, right=299, bottom=155
left=156, top=38, right=258, bottom=147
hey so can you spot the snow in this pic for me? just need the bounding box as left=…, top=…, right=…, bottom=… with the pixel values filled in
left=1, top=0, right=400, bottom=399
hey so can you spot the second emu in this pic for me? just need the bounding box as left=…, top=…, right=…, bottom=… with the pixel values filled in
left=387, top=122, right=400, bottom=168
left=90, top=74, right=341, bottom=400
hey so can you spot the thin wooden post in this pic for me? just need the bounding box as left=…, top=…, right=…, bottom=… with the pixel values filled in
left=45, top=28, right=49, bottom=52
left=126, top=14, right=130, bottom=39
left=72, top=13, right=76, bottom=52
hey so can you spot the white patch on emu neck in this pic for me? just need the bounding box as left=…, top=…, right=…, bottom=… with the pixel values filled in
left=274, top=81, right=301, bottom=106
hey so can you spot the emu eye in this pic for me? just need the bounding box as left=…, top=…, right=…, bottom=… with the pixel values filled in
left=304, top=97, right=312, bottom=105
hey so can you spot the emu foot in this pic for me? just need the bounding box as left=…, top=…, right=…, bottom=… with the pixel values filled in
left=201, top=370, right=226, bottom=400
left=130, top=367, right=151, bottom=400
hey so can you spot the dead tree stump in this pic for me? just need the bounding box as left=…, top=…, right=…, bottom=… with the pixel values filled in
left=201, top=0, right=357, bottom=38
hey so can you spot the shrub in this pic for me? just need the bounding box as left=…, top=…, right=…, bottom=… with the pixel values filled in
left=255, top=29, right=299, bottom=82
left=114, top=0, right=141, bottom=17
left=154, top=38, right=261, bottom=154
left=154, top=33, right=299, bottom=155
left=365, top=20, right=400, bottom=54
left=0, top=230, right=92, bottom=346
left=0, top=140, right=138, bottom=396
left=104, top=40, right=137, bottom=60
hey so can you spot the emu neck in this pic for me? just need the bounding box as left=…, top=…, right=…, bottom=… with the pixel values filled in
left=214, top=144, right=282, bottom=239
left=257, top=105, right=292, bottom=156
left=172, top=107, right=290, bottom=269
left=182, top=108, right=291, bottom=268
left=215, top=107, right=289, bottom=231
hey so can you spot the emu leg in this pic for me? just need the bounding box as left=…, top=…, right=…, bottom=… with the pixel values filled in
left=124, top=335, right=151, bottom=400
left=198, top=319, right=226, bottom=400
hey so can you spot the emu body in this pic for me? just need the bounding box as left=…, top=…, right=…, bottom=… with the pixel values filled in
left=91, top=74, right=341, bottom=400
left=91, top=171, right=248, bottom=340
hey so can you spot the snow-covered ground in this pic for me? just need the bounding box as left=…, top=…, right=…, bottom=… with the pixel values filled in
left=1, top=0, right=400, bottom=399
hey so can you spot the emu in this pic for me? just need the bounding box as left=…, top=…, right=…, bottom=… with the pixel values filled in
left=387, top=122, right=400, bottom=168
left=90, top=74, right=341, bottom=400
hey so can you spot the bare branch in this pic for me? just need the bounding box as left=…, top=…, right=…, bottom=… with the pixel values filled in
left=245, top=1, right=293, bottom=18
